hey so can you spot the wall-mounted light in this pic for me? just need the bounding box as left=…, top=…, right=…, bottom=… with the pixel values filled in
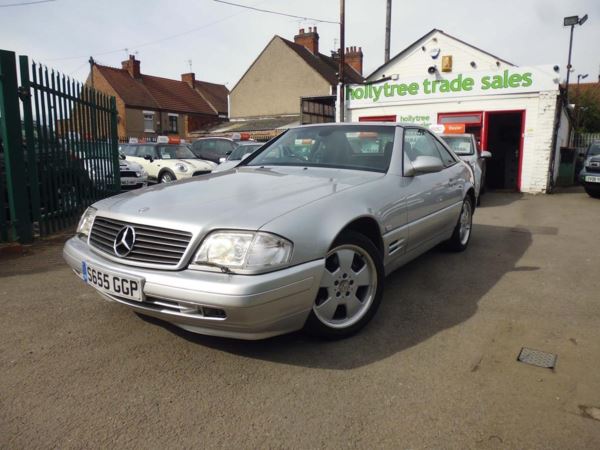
left=427, top=65, right=437, bottom=75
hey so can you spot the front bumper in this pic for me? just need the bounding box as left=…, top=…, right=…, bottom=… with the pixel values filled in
left=63, top=237, right=324, bottom=340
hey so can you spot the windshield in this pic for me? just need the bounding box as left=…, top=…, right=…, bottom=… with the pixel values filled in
left=157, top=144, right=196, bottom=160
left=440, top=135, right=474, bottom=155
left=229, top=144, right=262, bottom=160
left=246, top=125, right=395, bottom=172
left=588, top=143, right=600, bottom=157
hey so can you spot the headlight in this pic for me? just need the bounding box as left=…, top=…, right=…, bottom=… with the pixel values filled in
left=77, top=207, right=96, bottom=237
left=175, top=163, right=188, bottom=172
left=193, top=231, right=293, bottom=271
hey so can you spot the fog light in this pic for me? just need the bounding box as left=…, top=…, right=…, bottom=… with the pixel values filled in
left=202, top=307, right=227, bottom=318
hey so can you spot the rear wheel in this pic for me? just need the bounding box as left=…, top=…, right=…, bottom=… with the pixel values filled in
left=304, top=231, right=384, bottom=339
left=445, top=196, right=473, bottom=252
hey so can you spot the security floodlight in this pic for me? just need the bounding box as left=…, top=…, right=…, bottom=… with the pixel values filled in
left=564, top=16, right=579, bottom=26
left=580, top=74, right=588, bottom=80
left=579, top=14, right=588, bottom=25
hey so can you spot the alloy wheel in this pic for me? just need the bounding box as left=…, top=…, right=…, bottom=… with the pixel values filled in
left=313, top=244, right=377, bottom=329
left=459, top=200, right=472, bottom=245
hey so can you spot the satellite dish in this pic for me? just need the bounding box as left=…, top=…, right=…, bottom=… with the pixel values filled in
left=429, top=48, right=441, bottom=59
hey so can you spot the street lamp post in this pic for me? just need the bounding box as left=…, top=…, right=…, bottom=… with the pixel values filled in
left=563, top=14, right=588, bottom=102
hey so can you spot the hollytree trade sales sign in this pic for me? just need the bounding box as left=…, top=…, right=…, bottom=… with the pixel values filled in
left=346, top=66, right=559, bottom=105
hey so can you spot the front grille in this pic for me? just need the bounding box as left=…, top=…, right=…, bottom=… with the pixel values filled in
left=586, top=162, right=600, bottom=173
left=193, top=170, right=211, bottom=177
left=89, top=217, right=192, bottom=266
left=120, top=170, right=140, bottom=178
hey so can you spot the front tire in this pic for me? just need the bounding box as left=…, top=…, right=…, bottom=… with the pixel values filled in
left=445, top=196, right=474, bottom=252
left=304, top=231, right=384, bottom=339
left=159, top=170, right=175, bottom=183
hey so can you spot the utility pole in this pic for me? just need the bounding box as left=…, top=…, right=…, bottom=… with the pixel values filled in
left=385, top=0, right=392, bottom=62
left=339, top=0, right=345, bottom=122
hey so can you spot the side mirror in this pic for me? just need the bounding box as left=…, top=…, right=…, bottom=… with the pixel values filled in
left=405, top=156, right=444, bottom=176
left=144, top=154, right=154, bottom=162
left=480, top=150, right=492, bottom=159
left=119, top=152, right=126, bottom=160
left=218, top=157, right=227, bottom=164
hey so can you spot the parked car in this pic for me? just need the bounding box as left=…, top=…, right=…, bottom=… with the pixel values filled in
left=119, top=137, right=215, bottom=183
left=82, top=153, right=148, bottom=191
left=190, top=137, right=238, bottom=164
left=212, top=142, right=263, bottom=172
left=63, top=123, right=475, bottom=340
left=579, top=141, right=600, bottom=198
left=439, top=133, right=491, bottom=205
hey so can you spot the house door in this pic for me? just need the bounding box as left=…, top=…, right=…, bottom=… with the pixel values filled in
left=483, top=111, right=525, bottom=191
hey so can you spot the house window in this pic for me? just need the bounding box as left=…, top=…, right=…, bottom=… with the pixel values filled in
left=143, top=111, right=155, bottom=132
left=168, top=113, right=178, bottom=133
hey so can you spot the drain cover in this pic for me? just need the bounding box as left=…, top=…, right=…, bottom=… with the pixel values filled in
left=517, top=347, right=557, bottom=369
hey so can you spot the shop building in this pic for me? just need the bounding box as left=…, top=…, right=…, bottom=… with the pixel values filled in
left=343, top=29, right=569, bottom=193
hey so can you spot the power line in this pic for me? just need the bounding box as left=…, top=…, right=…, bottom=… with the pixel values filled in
left=213, top=0, right=339, bottom=24
left=0, top=0, right=54, bottom=7
left=45, top=6, right=252, bottom=62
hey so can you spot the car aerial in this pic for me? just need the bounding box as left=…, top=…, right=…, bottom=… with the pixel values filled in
left=63, top=123, right=476, bottom=340
left=119, top=137, right=215, bottom=183
left=190, top=137, right=238, bottom=164
left=212, top=141, right=264, bottom=173
left=579, top=140, right=600, bottom=198
left=438, top=133, right=491, bottom=205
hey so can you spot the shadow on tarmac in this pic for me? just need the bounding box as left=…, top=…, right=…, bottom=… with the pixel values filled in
left=139, top=223, right=533, bottom=370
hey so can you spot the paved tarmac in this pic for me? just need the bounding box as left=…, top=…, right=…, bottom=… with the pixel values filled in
left=1, top=188, right=600, bottom=449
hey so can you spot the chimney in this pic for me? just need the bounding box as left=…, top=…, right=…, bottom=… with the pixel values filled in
left=181, top=72, right=196, bottom=87
left=121, top=54, right=141, bottom=78
left=294, top=26, right=319, bottom=55
left=345, top=46, right=363, bottom=76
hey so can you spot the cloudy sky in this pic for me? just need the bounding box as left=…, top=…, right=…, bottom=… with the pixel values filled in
left=1, top=0, right=599, bottom=88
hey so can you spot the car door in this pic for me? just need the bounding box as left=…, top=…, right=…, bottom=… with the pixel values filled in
left=403, top=128, right=456, bottom=252
left=136, top=145, right=160, bottom=181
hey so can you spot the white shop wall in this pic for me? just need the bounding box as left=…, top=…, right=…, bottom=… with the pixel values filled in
left=369, top=30, right=513, bottom=81
left=346, top=92, right=559, bottom=193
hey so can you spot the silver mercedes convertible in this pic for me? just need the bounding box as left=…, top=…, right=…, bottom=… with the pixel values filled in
left=63, top=123, right=476, bottom=340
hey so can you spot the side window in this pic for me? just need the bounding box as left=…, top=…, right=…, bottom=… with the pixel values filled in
left=120, top=145, right=136, bottom=157
left=136, top=145, right=156, bottom=159
left=403, top=128, right=442, bottom=162
left=433, top=137, right=457, bottom=167
left=216, top=140, right=233, bottom=155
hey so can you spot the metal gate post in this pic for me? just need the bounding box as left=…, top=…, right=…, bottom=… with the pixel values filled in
left=110, top=97, right=120, bottom=193
left=19, top=55, right=41, bottom=227
left=0, top=49, right=33, bottom=243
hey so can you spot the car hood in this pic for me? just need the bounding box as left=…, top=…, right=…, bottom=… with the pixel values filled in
left=177, top=159, right=216, bottom=170
left=120, top=160, right=143, bottom=172
left=94, top=166, right=382, bottom=232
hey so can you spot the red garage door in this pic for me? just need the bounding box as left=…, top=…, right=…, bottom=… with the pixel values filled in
left=358, top=115, right=397, bottom=122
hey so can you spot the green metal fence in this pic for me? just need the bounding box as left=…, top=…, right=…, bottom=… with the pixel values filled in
left=0, top=49, right=120, bottom=243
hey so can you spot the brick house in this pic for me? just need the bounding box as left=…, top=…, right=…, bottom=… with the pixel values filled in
left=87, top=55, right=228, bottom=139
left=213, top=27, right=363, bottom=140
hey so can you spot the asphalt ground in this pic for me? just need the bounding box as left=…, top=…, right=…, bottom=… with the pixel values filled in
left=1, top=188, right=600, bottom=449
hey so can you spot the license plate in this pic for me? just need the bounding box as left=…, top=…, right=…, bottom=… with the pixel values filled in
left=585, top=175, right=600, bottom=183
left=121, top=178, right=139, bottom=186
left=82, top=261, right=144, bottom=301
